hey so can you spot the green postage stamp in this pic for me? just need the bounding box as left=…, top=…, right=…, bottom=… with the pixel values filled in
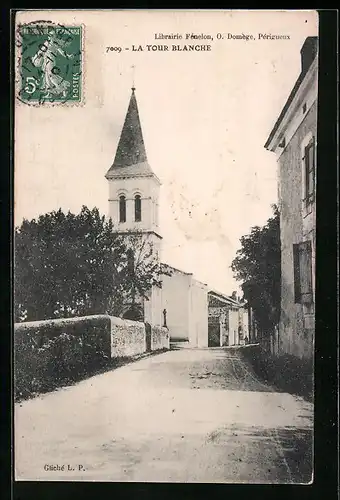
left=17, top=23, right=83, bottom=104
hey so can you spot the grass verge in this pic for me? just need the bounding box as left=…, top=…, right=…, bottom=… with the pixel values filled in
left=15, top=348, right=169, bottom=403
left=240, top=345, right=313, bottom=402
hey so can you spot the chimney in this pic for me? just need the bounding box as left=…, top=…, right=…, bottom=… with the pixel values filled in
left=300, top=36, right=318, bottom=75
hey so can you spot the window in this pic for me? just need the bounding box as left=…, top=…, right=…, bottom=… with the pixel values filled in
left=303, top=137, right=315, bottom=204
left=134, top=195, right=141, bottom=222
left=119, top=195, right=126, bottom=223
left=293, top=240, right=313, bottom=304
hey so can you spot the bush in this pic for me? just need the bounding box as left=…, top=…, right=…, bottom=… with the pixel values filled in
left=14, top=315, right=111, bottom=401
left=240, top=344, right=313, bottom=401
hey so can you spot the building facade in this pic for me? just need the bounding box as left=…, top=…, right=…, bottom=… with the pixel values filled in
left=265, top=37, right=318, bottom=360
left=161, top=265, right=208, bottom=346
left=208, top=290, right=251, bottom=348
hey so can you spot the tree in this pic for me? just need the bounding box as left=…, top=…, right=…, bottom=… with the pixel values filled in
left=120, top=232, right=172, bottom=319
left=231, top=205, right=281, bottom=337
left=14, top=206, right=165, bottom=322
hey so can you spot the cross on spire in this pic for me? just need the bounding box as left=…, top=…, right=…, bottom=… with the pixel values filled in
left=131, top=64, right=136, bottom=92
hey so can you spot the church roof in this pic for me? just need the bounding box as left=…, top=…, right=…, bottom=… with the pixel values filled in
left=106, top=161, right=158, bottom=180
left=105, top=88, right=158, bottom=181
left=161, top=262, right=193, bottom=276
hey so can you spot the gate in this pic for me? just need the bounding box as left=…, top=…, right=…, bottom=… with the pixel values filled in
left=145, top=322, right=152, bottom=352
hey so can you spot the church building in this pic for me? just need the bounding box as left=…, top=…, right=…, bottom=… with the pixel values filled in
left=105, top=86, right=245, bottom=348
left=105, top=86, right=209, bottom=347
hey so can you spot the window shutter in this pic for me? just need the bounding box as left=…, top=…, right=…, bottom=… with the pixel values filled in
left=304, top=137, right=315, bottom=201
left=310, top=137, right=316, bottom=195
left=299, top=240, right=313, bottom=304
left=293, top=244, right=301, bottom=303
left=304, top=145, right=309, bottom=200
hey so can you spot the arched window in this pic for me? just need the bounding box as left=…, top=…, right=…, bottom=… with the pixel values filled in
left=135, top=195, right=142, bottom=222
left=119, top=195, right=126, bottom=223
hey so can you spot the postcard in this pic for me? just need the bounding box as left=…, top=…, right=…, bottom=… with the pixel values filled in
left=14, top=9, right=318, bottom=483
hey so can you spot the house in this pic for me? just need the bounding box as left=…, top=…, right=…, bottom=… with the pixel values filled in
left=105, top=86, right=209, bottom=347
left=264, top=37, right=318, bottom=360
left=207, top=290, right=252, bottom=347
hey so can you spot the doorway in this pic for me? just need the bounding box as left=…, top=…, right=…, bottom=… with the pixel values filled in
left=208, top=319, right=220, bottom=347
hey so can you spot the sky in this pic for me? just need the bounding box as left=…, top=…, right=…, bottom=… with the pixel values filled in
left=15, top=10, right=318, bottom=295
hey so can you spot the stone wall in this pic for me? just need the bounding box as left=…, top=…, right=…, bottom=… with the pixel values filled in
left=14, top=315, right=112, bottom=400
left=151, top=326, right=170, bottom=351
left=15, top=314, right=170, bottom=401
left=110, top=316, right=146, bottom=358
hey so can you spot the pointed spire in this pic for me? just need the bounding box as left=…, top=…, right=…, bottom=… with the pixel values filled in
left=111, top=88, right=148, bottom=168
left=105, top=87, right=160, bottom=184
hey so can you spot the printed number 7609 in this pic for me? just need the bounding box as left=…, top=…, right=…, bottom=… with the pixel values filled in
left=106, top=46, right=122, bottom=53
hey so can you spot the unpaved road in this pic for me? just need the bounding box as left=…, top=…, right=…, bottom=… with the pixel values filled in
left=15, top=347, right=313, bottom=483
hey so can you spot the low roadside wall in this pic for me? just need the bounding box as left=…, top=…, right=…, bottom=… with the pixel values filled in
left=14, top=315, right=111, bottom=401
left=15, top=314, right=170, bottom=401
left=110, top=317, right=146, bottom=358
left=151, top=326, right=170, bottom=351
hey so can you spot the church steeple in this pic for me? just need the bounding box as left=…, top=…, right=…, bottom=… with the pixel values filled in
left=105, top=87, right=161, bottom=237
left=106, top=88, right=158, bottom=180
left=112, top=88, right=147, bottom=168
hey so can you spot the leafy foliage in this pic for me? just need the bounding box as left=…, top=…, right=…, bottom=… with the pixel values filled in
left=123, top=232, right=171, bottom=302
left=231, top=205, right=281, bottom=336
left=14, top=206, right=165, bottom=321
left=14, top=315, right=111, bottom=401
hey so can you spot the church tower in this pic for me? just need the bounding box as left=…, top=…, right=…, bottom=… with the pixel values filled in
left=105, top=87, right=162, bottom=325
left=105, top=87, right=162, bottom=255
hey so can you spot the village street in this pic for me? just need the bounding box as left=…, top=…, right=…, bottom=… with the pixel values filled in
left=15, top=348, right=313, bottom=483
